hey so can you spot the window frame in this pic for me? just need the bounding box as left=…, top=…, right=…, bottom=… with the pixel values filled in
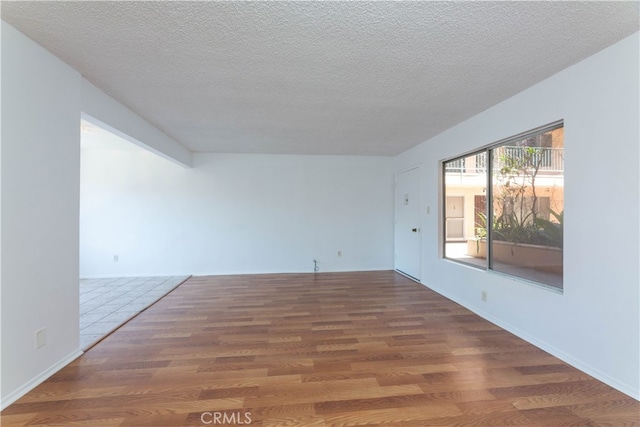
left=441, top=120, right=564, bottom=291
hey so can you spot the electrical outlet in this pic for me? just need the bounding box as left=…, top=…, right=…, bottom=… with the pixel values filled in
left=35, top=328, right=46, bottom=349
left=337, top=250, right=342, bottom=257
left=114, top=254, right=119, bottom=262
left=481, top=291, right=488, bottom=302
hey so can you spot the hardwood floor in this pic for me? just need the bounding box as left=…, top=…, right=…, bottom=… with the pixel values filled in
left=2, top=271, right=638, bottom=426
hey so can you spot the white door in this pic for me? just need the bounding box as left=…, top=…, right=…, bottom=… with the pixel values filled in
left=395, top=167, right=421, bottom=280
left=445, top=196, right=464, bottom=240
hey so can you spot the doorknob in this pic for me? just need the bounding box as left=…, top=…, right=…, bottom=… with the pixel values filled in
left=411, top=228, right=418, bottom=232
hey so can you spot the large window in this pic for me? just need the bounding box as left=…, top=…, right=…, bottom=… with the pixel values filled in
left=443, top=122, right=564, bottom=290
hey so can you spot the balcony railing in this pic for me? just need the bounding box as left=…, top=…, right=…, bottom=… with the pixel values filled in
left=445, top=147, right=564, bottom=175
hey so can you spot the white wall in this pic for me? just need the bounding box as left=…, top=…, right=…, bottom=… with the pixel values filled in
left=80, top=149, right=394, bottom=277
left=0, top=21, right=191, bottom=409
left=395, top=33, right=640, bottom=399
left=1, top=22, right=82, bottom=406
left=81, top=80, right=192, bottom=168
left=0, top=19, right=4, bottom=409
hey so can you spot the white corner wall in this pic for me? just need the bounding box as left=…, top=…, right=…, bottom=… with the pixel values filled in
left=395, top=33, right=640, bottom=399
left=81, top=80, right=192, bottom=168
left=80, top=151, right=395, bottom=277
left=1, top=22, right=82, bottom=407
left=0, top=21, right=191, bottom=409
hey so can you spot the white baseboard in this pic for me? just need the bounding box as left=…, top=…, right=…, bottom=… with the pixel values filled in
left=395, top=269, right=421, bottom=283
left=1, top=349, right=84, bottom=410
left=419, top=281, right=640, bottom=401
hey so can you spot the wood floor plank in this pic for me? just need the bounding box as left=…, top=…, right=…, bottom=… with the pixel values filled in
left=2, top=271, right=638, bottom=426
left=321, top=405, right=462, bottom=426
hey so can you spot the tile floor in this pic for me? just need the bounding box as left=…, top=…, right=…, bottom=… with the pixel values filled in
left=79, top=276, right=189, bottom=349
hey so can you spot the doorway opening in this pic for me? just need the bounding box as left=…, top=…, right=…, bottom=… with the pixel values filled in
left=79, top=119, right=188, bottom=349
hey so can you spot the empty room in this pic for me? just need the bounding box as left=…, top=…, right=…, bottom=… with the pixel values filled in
left=1, top=2, right=639, bottom=426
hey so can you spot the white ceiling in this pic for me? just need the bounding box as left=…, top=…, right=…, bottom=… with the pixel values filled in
left=2, top=1, right=638, bottom=156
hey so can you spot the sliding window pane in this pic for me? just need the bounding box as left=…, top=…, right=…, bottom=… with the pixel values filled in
left=443, top=152, right=487, bottom=268
left=490, top=126, right=564, bottom=289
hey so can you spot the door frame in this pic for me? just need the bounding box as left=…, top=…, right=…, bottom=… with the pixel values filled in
left=394, top=165, right=422, bottom=281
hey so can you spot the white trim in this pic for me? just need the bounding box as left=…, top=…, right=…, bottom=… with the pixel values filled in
left=396, top=163, right=422, bottom=176
left=0, top=349, right=84, bottom=410
left=395, top=269, right=421, bottom=283
left=420, top=280, right=640, bottom=401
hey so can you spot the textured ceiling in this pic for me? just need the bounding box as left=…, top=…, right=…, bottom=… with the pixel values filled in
left=2, top=2, right=639, bottom=156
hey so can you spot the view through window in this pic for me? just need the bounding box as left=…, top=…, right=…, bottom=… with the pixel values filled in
left=443, top=122, right=564, bottom=290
